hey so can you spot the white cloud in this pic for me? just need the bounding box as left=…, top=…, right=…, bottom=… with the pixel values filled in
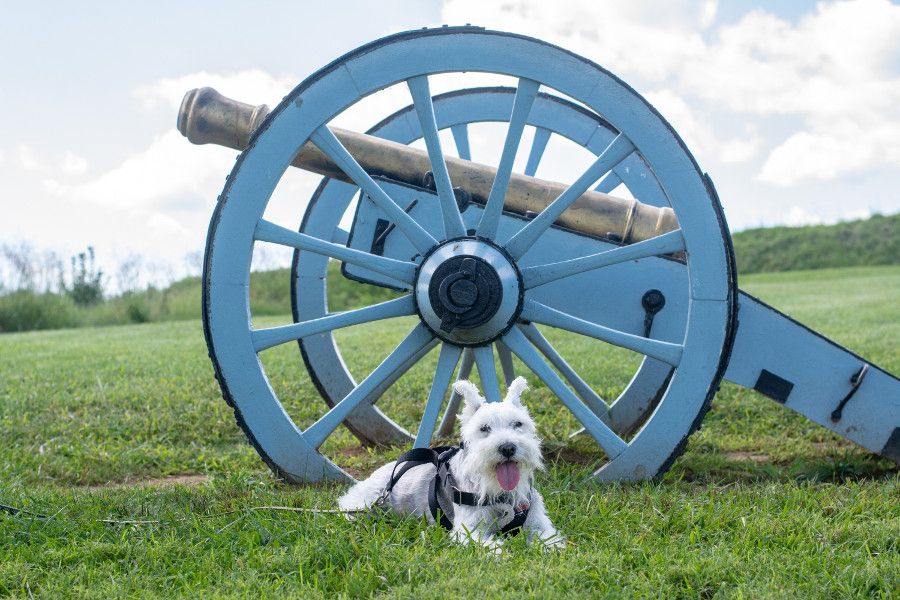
left=15, top=144, right=41, bottom=170
left=782, top=205, right=823, bottom=227
left=60, top=151, right=88, bottom=176
left=46, top=129, right=232, bottom=209
left=134, top=69, right=298, bottom=112
left=699, top=0, right=718, bottom=29
left=644, top=89, right=760, bottom=164
left=442, top=0, right=900, bottom=186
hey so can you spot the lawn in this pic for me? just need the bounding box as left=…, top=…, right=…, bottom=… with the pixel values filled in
left=1, top=266, right=898, bottom=598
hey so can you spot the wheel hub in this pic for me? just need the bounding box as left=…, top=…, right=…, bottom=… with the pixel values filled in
left=415, top=238, right=522, bottom=346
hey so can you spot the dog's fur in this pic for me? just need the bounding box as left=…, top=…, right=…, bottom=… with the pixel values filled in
left=339, top=376, right=564, bottom=549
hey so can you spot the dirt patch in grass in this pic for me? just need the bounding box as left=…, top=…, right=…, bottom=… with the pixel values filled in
left=86, top=474, right=210, bottom=490
left=725, top=451, right=771, bottom=463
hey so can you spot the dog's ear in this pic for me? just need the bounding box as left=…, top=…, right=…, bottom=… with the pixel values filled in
left=454, top=380, right=484, bottom=420
left=504, top=376, right=528, bottom=406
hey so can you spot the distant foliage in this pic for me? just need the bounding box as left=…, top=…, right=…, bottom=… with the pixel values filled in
left=1, top=213, right=897, bottom=333
left=732, top=213, right=899, bottom=274
left=0, top=290, right=75, bottom=332
left=63, top=246, right=105, bottom=306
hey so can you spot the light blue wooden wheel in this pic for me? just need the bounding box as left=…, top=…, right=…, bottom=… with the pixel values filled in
left=294, top=86, right=676, bottom=446
left=203, top=27, right=737, bottom=483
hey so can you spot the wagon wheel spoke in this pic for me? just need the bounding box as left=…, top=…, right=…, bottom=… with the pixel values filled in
left=524, top=126, right=551, bottom=177
left=504, top=133, right=635, bottom=260
left=501, top=327, right=627, bottom=458
left=476, top=78, right=540, bottom=239
left=520, top=298, right=683, bottom=366
left=450, top=124, right=471, bottom=160
left=407, top=75, right=467, bottom=239
left=436, top=347, right=475, bottom=437
left=519, top=323, right=610, bottom=423
left=520, top=229, right=685, bottom=290
left=414, top=343, right=463, bottom=448
left=255, top=219, right=417, bottom=285
left=251, top=295, right=416, bottom=352
left=594, top=171, right=622, bottom=193
left=310, top=125, right=437, bottom=253
left=304, top=323, right=435, bottom=449
left=496, top=340, right=516, bottom=386
left=473, top=345, right=502, bottom=403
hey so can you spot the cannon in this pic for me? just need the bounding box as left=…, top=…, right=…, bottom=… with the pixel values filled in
left=180, top=27, right=899, bottom=482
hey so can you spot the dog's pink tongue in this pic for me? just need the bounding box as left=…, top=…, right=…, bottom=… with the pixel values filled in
left=496, top=461, right=520, bottom=491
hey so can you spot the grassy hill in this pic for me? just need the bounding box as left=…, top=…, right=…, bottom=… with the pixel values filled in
left=1, top=213, right=897, bottom=332
left=732, top=212, right=898, bottom=274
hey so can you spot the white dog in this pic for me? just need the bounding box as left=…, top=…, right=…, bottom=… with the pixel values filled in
left=338, top=376, right=564, bottom=549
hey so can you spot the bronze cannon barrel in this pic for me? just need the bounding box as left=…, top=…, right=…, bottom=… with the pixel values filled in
left=178, top=87, right=679, bottom=243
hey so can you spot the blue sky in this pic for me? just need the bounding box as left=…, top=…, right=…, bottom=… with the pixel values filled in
left=2, top=1, right=898, bottom=287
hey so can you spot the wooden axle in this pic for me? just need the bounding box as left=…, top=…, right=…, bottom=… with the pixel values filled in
left=178, top=87, right=678, bottom=244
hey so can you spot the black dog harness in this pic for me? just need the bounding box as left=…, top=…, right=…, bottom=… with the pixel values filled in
left=382, top=446, right=530, bottom=536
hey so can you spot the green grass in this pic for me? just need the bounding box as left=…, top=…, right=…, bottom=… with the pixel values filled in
left=732, top=212, right=899, bottom=274
left=1, top=266, right=898, bottom=597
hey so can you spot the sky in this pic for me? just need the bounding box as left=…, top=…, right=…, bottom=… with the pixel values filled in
left=2, top=0, right=899, bottom=289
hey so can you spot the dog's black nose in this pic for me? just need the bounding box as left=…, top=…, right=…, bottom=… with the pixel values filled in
left=498, top=442, right=516, bottom=458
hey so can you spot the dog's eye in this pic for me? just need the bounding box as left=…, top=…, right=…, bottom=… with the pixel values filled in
left=479, top=424, right=491, bottom=434
left=513, top=421, right=523, bottom=428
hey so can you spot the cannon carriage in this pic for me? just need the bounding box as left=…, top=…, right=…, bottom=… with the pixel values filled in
left=179, top=27, right=899, bottom=482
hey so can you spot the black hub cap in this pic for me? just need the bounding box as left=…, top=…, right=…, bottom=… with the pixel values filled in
left=428, top=255, right=503, bottom=333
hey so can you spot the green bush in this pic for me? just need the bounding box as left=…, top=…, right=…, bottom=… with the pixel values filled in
left=733, top=213, right=899, bottom=274
left=0, top=290, right=76, bottom=332
left=124, top=295, right=150, bottom=323
left=62, top=246, right=105, bottom=306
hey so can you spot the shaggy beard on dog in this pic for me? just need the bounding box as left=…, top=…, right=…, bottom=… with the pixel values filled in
left=454, top=377, right=542, bottom=506
left=338, top=376, right=564, bottom=549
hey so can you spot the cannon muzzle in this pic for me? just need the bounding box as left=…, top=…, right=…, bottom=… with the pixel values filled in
left=178, top=87, right=679, bottom=244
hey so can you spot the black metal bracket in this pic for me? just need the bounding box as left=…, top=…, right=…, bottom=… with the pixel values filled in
left=830, top=363, right=869, bottom=422
left=641, top=289, right=666, bottom=338
left=370, top=199, right=418, bottom=256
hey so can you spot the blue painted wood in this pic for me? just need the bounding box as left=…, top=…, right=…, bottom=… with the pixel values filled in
left=520, top=298, right=684, bottom=366
left=450, top=123, right=471, bottom=160
left=436, top=346, right=475, bottom=438
left=476, top=78, right=540, bottom=239
left=309, top=125, right=437, bottom=253
left=203, top=28, right=734, bottom=483
left=251, top=295, right=415, bottom=352
left=520, top=229, right=685, bottom=289
left=723, top=292, right=899, bottom=462
left=304, top=324, right=434, bottom=449
left=406, top=76, right=467, bottom=239
left=474, top=344, right=502, bottom=403
left=502, top=326, right=627, bottom=458
left=503, top=134, right=636, bottom=260
left=523, top=126, right=551, bottom=177
left=594, top=171, right=622, bottom=193
left=495, top=340, right=517, bottom=386
left=255, top=218, right=417, bottom=285
left=414, top=342, right=463, bottom=448
left=593, top=300, right=730, bottom=481
left=335, top=88, right=674, bottom=441
left=519, top=323, right=611, bottom=425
